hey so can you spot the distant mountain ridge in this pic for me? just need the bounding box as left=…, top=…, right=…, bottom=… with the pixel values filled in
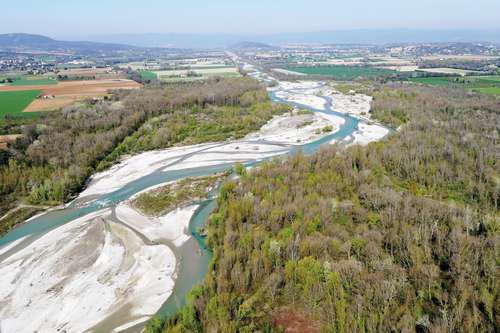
left=69, top=28, right=500, bottom=48
left=0, top=33, right=137, bottom=53
left=2, top=29, right=500, bottom=52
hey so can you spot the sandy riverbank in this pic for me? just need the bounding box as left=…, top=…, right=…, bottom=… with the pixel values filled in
left=79, top=143, right=221, bottom=198
left=245, top=110, right=343, bottom=144
left=116, top=203, right=198, bottom=248
left=273, top=81, right=329, bottom=111
left=324, top=88, right=390, bottom=145
left=269, top=80, right=390, bottom=146
left=0, top=209, right=176, bottom=332
left=0, top=74, right=392, bottom=332
left=328, top=91, right=373, bottom=121
left=79, top=142, right=288, bottom=199
left=79, top=99, right=343, bottom=199
left=349, top=122, right=390, bottom=146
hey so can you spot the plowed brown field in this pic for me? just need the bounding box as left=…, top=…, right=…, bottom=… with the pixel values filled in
left=0, top=79, right=141, bottom=112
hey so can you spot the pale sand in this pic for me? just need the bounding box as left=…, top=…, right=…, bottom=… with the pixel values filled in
left=245, top=111, right=344, bottom=145
left=328, top=91, right=373, bottom=122
left=80, top=143, right=220, bottom=198
left=268, top=78, right=389, bottom=146
left=81, top=109, right=338, bottom=198
left=113, top=317, right=150, bottom=332
left=0, top=209, right=176, bottom=333
left=271, top=79, right=390, bottom=146
left=275, top=91, right=327, bottom=110
left=116, top=203, right=198, bottom=247
left=161, top=143, right=289, bottom=172
left=80, top=141, right=288, bottom=198
left=272, top=80, right=335, bottom=112
left=350, top=122, right=390, bottom=146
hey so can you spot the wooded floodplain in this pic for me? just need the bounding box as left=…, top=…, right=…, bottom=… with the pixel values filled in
left=0, top=77, right=289, bottom=235
left=149, top=84, right=499, bottom=332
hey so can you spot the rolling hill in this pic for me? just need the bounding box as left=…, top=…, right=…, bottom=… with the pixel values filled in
left=0, top=33, right=137, bottom=53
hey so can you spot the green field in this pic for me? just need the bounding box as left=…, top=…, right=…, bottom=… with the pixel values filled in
left=159, top=76, right=207, bottom=83
left=409, top=75, right=500, bottom=95
left=159, top=72, right=240, bottom=83
left=475, top=75, right=500, bottom=83
left=409, top=76, right=453, bottom=86
left=189, top=65, right=234, bottom=70
left=474, top=87, right=500, bottom=95
left=139, top=70, right=158, bottom=81
left=155, top=66, right=240, bottom=82
left=0, top=90, right=41, bottom=117
left=9, top=78, right=58, bottom=86
left=285, top=65, right=397, bottom=79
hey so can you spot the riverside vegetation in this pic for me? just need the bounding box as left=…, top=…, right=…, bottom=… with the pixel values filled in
left=132, top=175, right=225, bottom=217
left=0, top=77, right=289, bottom=235
left=148, top=84, right=499, bottom=332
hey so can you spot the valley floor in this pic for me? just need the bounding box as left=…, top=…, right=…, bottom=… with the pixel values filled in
left=0, top=75, right=390, bottom=332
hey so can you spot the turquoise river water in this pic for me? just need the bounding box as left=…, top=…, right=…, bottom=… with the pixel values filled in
left=0, top=84, right=365, bottom=331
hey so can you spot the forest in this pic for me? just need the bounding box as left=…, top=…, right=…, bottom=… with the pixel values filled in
left=0, top=77, right=288, bottom=235
left=148, top=84, right=499, bottom=332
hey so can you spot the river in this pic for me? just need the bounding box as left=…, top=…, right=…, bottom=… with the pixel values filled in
left=0, top=76, right=377, bottom=332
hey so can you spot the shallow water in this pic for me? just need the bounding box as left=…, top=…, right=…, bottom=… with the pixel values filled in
left=0, top=80, right=370, bottom=331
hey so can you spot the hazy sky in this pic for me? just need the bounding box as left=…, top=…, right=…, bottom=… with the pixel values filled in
left=3, top=0, right=500, bottom=36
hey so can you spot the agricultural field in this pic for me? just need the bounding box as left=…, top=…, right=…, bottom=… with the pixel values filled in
left=56, top=61, right=96, bottom=69
left=139, top=70, right=158, bottom=81
left=0, top=90, right=41, bottom=117
left=284, top=65, right=398, bottom=79
left=9, top=78, right=58, bottom=86
left=319, top=57, right=364, bottom=66
left=155, top=66, right=240, bottom=82
left=409, top=75, right=500, bottom=95
left=420, top=54, right=500, bottom=62
left=118, top=61, right=161, bottom=71
left=56, top=67, right=121, bottom=80
left=182, top=58, right=233, bottom=68
left=0, top=79, right=141, bottom=112
left=475, top=87, right=500, bottom=95
left=409, top=76, right=456, bottom=86
left=416, top=67, right=479, bottom=76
